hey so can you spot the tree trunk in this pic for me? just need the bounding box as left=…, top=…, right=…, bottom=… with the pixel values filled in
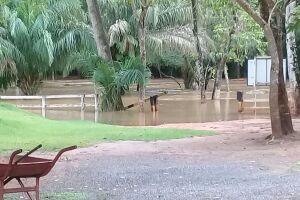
left=233, top=0, right=294, bottom=138
left=211, top=21, right=235, bottom=100
left=18, top=74, right=41, bottom=95
left=86, top=0, right=112, bottom=61
left=212, top=58, right=225, bottom=100
left=267, top=33, right=293, bottom=137
left=224, top=64, right=230, bottom=92
left=296, top=87, right=300, bottom=115
left=236, top=63, right=241, bottom=78
left=138, top=1, right=149, bottom=112
left=286, top=1, right=298, bottom=114
left=191, top=0, right=205, bottom=101
left=182, top=57, right=194, bottom=89
left=264, top=19, right=294, bottom=138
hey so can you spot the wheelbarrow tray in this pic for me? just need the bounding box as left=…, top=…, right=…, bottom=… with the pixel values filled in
left=0, top=145, right=76, bottom=200
left=0, top=156, right=52, bottom=180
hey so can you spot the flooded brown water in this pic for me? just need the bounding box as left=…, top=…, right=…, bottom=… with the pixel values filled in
left=0, top=79, right=270, bottom=126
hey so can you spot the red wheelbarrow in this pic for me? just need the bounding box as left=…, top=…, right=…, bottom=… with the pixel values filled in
left=0, top=145, right=77, bottom=200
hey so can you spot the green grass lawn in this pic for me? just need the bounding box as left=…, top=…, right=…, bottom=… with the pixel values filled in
left=6, top=192, right=88, bottom=200
left=0, top=102, right=214, bottom=152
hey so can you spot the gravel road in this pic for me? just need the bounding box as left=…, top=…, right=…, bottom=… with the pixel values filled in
left=43, top=153, right=300, bottom=200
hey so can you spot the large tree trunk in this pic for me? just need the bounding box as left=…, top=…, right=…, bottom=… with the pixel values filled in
left=286, top=1, right=298, bottom=114
left=138, top=1, right=149, bottom=112
left=191, top=0, right=205, bottom=101
left=233, top=0, right=294, bottom=138
left=265, top=26, right=294, bottom=137
left=86, top=0, right=112, bottom=61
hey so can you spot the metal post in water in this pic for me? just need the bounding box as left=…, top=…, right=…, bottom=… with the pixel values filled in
left=80, top=94, right=85, bottom=120
left=94, top=94, right=99, bottom=123
left=42, top=96, right=46, bottom=118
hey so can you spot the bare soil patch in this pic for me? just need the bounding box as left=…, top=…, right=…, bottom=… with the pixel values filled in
left=66, top=119, right=300, bottom=172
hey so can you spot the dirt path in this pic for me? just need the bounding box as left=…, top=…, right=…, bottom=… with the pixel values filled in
left=39, top=118, right=300, bottom=200
left=68, top=119, right=300, bottom=171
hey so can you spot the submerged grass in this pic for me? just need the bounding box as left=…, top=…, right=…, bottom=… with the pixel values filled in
left=0, top=102, right=214, bottom=152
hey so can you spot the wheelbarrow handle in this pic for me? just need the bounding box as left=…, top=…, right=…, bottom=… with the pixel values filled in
left=8, top=149, right=22, bottom=165
left=52, top=145, right=77, bottom=165
left=14, top=144, right=42, bottom=164
left=1, top=149, right=22, bottom=182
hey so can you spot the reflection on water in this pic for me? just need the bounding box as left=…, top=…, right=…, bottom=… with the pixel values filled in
left=1, top=79, right=270, bottom=126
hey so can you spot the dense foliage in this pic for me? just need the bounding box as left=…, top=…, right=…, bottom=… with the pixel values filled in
left=0, top=0, right=266, bottom=110
left=0, top=0, right=92, bottom=94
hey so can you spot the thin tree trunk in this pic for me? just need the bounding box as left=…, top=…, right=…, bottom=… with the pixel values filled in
left=212, top=22, right=235, bottom=99
left=86, top=0, right=112, bottom=61
left=138, top=1, right=149, bottom=112
left=191, top=0, right=205, bottom=101
left=212, top=58, right=225, bottom=100
left=224, top=64, right=230, bottom=92
left=286, top=1, right=297, bottom=114
left=235, top=63, right=241, bottom=78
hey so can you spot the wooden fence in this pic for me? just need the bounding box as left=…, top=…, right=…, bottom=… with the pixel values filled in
left=0, top=94, right=100, bottom=120
left=237, top=88, right=269, bottom=112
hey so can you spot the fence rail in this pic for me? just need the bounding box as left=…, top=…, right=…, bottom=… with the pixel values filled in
left=0, top=94, right=100, bottom=120
left=237, top=87, right=269, bottom=112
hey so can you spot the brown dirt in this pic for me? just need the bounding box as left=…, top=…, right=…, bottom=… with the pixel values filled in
left=65, top=119, right=300, bottom=172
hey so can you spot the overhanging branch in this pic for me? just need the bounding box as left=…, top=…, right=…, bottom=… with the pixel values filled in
left=232, top=0, right=267, bottom=28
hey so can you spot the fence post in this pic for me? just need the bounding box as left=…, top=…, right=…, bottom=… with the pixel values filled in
left=81, top=94, right=85, bottom=120
left=94, top=94, right=99, bottom=112
left=94, top=94, right=99, bottom=123
left=42, top=96, right=46, bottom=118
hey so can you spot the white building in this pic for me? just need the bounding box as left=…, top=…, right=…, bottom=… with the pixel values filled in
left=247, top=56, right=287, bottom=86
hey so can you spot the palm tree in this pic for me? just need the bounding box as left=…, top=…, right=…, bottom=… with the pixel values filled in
left=0, top=0, right=92, bottom=95
left=65, top=53, right=150, bottom=111
left=64, top=0, right=206, bottom=111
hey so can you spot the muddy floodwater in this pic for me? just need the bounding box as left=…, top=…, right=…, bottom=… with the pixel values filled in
left=0, top=79, right=271, bottom=126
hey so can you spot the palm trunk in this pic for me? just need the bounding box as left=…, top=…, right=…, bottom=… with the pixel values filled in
left=86, top=0, right=124, bottom=111
left=182, top=57, right=194, bottom=89
left=191, top=0, right=205, bottom=101
left=86, top=0, right=112, bottom=61
left=138, top=1, right=149, bottom=112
